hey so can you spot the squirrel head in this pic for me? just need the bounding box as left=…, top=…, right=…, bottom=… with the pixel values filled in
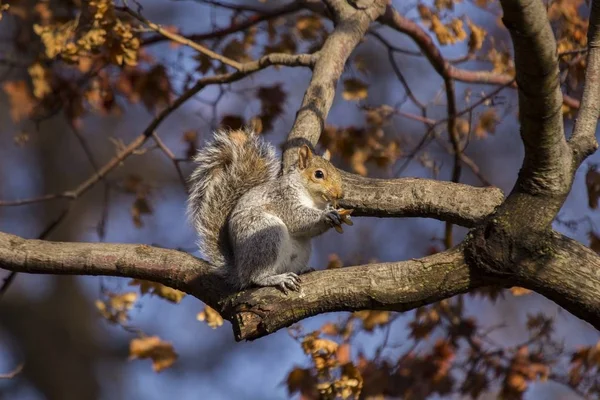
left=297, top=145, right=344, bottom=207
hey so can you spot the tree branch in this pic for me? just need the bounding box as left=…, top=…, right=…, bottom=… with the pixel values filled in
left=282, top=0, right=387, bottom=169
left=224, top=246, right=483, bottom=340
left=0, top=230, right=487, bottom=341
left=339, top=173, right=503, bottom=227
left=500, top=0, right=571, bottom=198
left=515, top=233, right=600, bottom=332
left=569, top=0, right=600, bottom=164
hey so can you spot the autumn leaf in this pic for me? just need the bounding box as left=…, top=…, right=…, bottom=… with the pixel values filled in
left=327, top=253, right=343, bottom=269
left=336, top=363, right=364, bottom=399
left=364, top=105, right=394, bottom=127
left=3, top=81, right=36, bottom=122
left=456, top=118, right=470, bottom=136
left=28, top=63, right=52, bottom=99
left=257, top=84, right=287, bottom=132
left=220, top=115, right=245, bottom=130
left=286, top=367, right=318, bottom=398
left=586, top=164, right=600, bottom=209
left=183, top=130, right=198, bottom=159
left=131, top=196, right=152, bottom=228
left=353, top=55, right=369, bottom=75
left=510, top=287, right=532, bottom=296
left=589, top=231, right=600, bottom=254
left=222, top=38, right=251, bottom=63
left=95, top=292, right=138, bottom=324
left=342, top=78, right=368, bottom=101
left=194, top=53, right=213, bottom=74
left=129, top=336, right=178, bottom=372
left=474, top=108, right=499, bottom=138
left=336, top=343, right=352, bottom=365
left=129, top=279, right=186, bottom=303
left=467, top=19, right=487, bottom=52
left=353, top=310, right=391, bottom=331
left=295, top=15, right=323, bottom=40
left=301, top=332, right=339, bottom=355
left=197, top=305, right=224, bottom=329
left=0, top=3, right=9, bottom=21
left=460, top=371, right=489, bottom=399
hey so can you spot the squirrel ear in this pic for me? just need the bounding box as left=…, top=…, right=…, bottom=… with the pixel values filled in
left=298, top=145, right=313, bottom=170
left=322, top=149, right=331, bottom=161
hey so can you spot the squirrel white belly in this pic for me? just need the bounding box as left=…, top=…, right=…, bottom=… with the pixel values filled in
left=187, top=128, right=349, bottom=293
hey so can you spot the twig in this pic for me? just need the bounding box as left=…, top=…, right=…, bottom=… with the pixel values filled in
left=0, top=52, right=316, bottom=207
left=142, top=1, right=304, bottom=46
left=0, top=364, right=23, bottom=379
left=152, top=132, right=188, bottom=190
left=119, top=6, right=243, bottom=70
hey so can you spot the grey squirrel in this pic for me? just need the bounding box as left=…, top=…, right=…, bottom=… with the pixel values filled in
left=187, top=128, right=353, bottom=293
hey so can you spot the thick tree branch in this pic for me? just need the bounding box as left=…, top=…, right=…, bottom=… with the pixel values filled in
left=500, top=0, right=571, bottom=198
left=224, top=246, right=483, bottom=340
left=0, top=231, right=228, bottom=307
left=339, top=173, right=503, bottom=227
left=569, top=0, right=600, bottom=164
left=282, top=0, right=387, bottom=169
left=0, top=231, right=486, bottom=341
left=516, top=233, right=600, bottom=331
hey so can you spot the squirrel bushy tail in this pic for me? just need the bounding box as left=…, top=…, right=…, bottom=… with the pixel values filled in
left=187, top=128, right=280, bottom=267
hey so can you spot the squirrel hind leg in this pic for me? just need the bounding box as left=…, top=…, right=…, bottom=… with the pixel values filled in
left=253, top=272, right=301, bottom=294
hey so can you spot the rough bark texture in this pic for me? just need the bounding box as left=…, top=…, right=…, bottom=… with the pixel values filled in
left=339, top=173, right=504, bottom=226
left=2, top=0, right=600, bottom=342
left=282, top=0, right=387, bottom=169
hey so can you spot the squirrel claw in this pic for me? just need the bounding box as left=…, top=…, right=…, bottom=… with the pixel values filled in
left=325, top=210, right=343, bottom=226
left=276, top=272, right=301, bottom=294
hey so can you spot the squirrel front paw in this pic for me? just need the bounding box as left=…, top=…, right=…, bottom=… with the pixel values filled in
left=325, top=209, right=343, bottom=227
left=325, top=208, right=354, bottom=233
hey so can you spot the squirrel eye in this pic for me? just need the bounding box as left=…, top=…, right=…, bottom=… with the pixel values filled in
left=314, top=170, right=324, bottom=179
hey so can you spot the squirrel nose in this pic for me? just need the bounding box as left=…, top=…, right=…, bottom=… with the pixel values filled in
left=332, top=188, right=344, bottom=199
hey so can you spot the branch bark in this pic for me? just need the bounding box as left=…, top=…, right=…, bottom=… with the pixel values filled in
left=282, top=0, right=387, bottom=169
left=569, top=0, right=600, bottom=163
left=339, top=174, right=503, bottom=227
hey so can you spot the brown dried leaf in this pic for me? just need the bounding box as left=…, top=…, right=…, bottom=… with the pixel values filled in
left=222, top=38, right=251, bottom=63
left=327, top=254, right=343, bottom=269
left=28, top=63, right=52, bottom=99
left=302, top=333, right=339, bottom=355
left=337, top=362, right=363, bottom=399
left=128, top=279, right=186, bottom=303
left=95, top=292, right=137, bottom=324
left=296, top=15, right=323, bottom=40
left=286, top=367, right=318, bottom=398
left=197, top=305, right=224, bottom=329
left=220, top=115, right=245, bottom=131
left=129, top=336, right=178, bottom=372
left=586, top=164, right=600, bottom=209
left=337, top=343, right=352, bottom=365
left=131, top=196, right=152, bottom=228
left=467, top=19, right=487, bottom=52
left=474, top=108, right=499, bottom=138
left=257, top=84, right=286, bottom=132
left=353, top=310, right=391, bottom=332
left=589, top=232, right=600, bottom=254
left=510, top=287, right=532, bottom=296
left=3, top=81, right=36, bottom=122
left=342, top=78, right=368, bottom=101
